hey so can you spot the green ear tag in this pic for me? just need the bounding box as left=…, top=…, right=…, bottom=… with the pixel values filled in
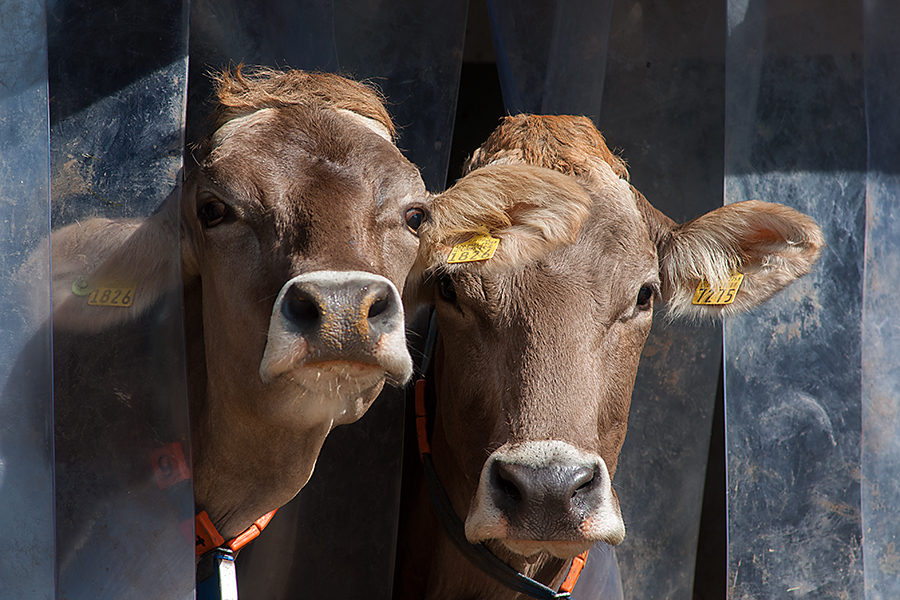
left=692, top=272, right=744, bottom=305
left=72, top=277, right=93, bottom=296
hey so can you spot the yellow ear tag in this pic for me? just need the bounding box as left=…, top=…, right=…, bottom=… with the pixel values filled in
left=692, top=271, right=744, bottom=306
left=447, top=231, right=500, bottom=264
left=87, top=281, right=136, bottom=307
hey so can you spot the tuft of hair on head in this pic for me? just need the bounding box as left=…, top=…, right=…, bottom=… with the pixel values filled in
left=198, top=65, right=396, bottom=158
left=463, top=114, right=629, bottom=182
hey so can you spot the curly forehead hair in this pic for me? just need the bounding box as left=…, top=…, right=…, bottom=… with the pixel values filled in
left=463, top=114, right=629, bottom=181
left=207, top=65, right=396, bottom=138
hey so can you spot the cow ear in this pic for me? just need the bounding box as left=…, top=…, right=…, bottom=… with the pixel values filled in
left=656, top=199, right=824, bottom=319
left=49, top=193, right=185, bottom=331
left=405, top=164, right=593, bottom=308
left=409, top=164, right=593, bottom=283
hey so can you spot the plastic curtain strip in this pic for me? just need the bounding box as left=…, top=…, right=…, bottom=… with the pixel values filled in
left=46, top=1, right=194, bottom=598
left=0, top=2, right=54, bottom=598
left=723, top=0, right=899, bottom=597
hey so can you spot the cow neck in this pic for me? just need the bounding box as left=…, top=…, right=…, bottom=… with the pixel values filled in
left=414, top=312, right=589, bottom=600
left=194, top=507, right=278, bottom=557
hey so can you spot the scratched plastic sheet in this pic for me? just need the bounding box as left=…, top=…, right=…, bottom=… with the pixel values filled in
left=722, top=0, right=899, bottom=597
left=489, top=1, right=727, bottom=598
left=46, top=1, right=194, bottom=598
left=0, top=2, right=54, bottom=598
left=860, top=2, right=900, bottom=597
left=189, top=1, right=469, bottom=598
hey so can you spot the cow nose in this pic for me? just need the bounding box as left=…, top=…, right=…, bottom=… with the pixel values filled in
left=465, top=441, right=625, bottom=549
left=279, top=274, right=400, bottom=355
left=489, top=458, right=603, bottom=531
left=281, top=277, right=397, bottom=340
left=260, top=271, right=413, bottom=384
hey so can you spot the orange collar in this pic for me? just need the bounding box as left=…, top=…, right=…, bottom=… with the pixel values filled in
left=195, top=509, right=278, bottom=556
left=558, top=550, right=589, bottom=595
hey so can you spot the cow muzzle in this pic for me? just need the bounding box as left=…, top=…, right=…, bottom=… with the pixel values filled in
left=464, top=440, right=625, bottom=559
left=259, top=271, right=413, bottom=387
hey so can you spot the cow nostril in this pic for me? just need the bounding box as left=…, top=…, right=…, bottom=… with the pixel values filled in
left=495, top=464, right=523, bottom=504
left=282, top=288, right=319, bottom=326
left=367, top=294, right=390, bottom=319
left=573, top=473, right=594, bottom=498
left=500, top=476, right=523, bottom=504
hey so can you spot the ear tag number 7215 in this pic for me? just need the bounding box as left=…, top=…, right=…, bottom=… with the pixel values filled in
left=692, top=272, right=744, bottom=306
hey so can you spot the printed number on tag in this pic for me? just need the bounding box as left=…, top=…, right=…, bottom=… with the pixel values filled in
left=150, top=442, right=191, bottom=489
left=692, top=272, right=744, bottom=306
left=88, top=283, right=135, bottom=307
left=447, top=233, right=500, bottom=264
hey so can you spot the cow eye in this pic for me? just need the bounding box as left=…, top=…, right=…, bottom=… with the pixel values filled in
left=437, top=274, right=457, bottom=303
left=636, top=284, right=655, bottom=309
left=199, top=199, right=228, bottom=227
left=405, top=207, right=426, bottom=233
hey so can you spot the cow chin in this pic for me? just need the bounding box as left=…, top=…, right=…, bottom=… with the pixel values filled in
left=500, top=539, right=594, bottom=561
left=254, top=361, right=389, bottom=430
left=295, top=361, right=387, bottom=426
left=259, top=345, right=412, bottom=388
left=469, top=525, right=622, bottom=561
left=260, top=351, right=410, bottom=410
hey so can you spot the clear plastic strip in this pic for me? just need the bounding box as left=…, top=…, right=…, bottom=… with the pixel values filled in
left=47, top=1, right=193, bottom=598
left=724, top=1, right=865, bottom=597
left=0, top=2, right=54, bottom=598
left=197, top=2, right=469, bottom=597
left=861, top=1, right=900, bottom=598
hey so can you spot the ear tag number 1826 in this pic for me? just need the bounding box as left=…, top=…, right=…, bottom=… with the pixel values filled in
left=692, top=272, right=744, bottom=306
left=87, top=282, right=136, bottom=307
left=447, top=232, right=500, bottom=264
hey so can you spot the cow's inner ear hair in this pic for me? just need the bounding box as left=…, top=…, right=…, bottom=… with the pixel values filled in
left=655, top=200, right=824, bottom=320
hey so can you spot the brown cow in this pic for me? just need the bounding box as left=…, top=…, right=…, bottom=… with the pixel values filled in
left=394, top=115, right=824, bottom=599
left=46, top=67, right=429, bottom=549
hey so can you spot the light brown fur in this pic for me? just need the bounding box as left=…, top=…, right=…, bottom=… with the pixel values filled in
left=405, top=164, right=594, bottom=305
left=396, top=115, right=823, bottom=600
left=464, top=114, right=824, bottom=318
left=206, top=66, right=395, bottom=145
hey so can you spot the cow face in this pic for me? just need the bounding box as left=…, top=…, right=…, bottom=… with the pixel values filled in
left=408, top=128, right=823, bottom=564
left=411, top=164, right=642, bottom=558
left=436, top=201, right=656, bottom=558
left=180, top=101, right=423, bottom=430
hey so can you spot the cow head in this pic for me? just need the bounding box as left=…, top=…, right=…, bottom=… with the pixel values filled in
left=180, top=69, right=423, bottom=429
left=48, top=67, right=429, bottom=538
left=406, top=115, right=823, bottom=564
